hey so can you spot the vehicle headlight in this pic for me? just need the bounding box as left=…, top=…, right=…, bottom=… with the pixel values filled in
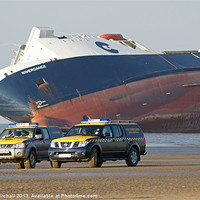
left=50, top=142, right=55, bottom=148
left=78, top=141, right=89, bottom=147
left=15, top=143, right=26, bottom=148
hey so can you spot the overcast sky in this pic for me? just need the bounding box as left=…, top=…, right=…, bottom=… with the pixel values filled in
left=0, top=0, right=200, bottom=123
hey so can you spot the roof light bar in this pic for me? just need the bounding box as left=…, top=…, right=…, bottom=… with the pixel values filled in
left=81, top=119, right=111, bottom=124
left=8, top=123, right=39, bottom=127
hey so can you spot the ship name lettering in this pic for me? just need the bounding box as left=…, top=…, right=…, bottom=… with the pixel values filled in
left=21, top=65, right=47, bottom=75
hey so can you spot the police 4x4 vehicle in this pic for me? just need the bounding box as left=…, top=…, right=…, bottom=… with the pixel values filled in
left=49, top=119, right=147, bottom=168
left=0, top=123, right=62, bottom=169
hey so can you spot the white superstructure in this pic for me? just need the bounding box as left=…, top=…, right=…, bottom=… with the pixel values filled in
left=0, top=26, right=149, bottom=81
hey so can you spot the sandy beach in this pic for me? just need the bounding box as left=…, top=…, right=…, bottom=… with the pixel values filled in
left=0, top=152, right=199, bottom=200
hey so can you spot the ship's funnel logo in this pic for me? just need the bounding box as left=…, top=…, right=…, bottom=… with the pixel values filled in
left=95, top=42, right=119, bottom=53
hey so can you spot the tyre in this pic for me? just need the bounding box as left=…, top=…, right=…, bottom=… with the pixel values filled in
left=126, top=148, right=138, bottom=167
left=24, top=150, right=37, bottom=168
left=89, top=148, right=98, bottom=168
left=51, top=161, right=61, bottom=168
left=16, top=162, right=25, bottom=169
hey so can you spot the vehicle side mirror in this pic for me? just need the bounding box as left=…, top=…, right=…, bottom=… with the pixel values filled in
left=35, top=134, right=43, bottom=140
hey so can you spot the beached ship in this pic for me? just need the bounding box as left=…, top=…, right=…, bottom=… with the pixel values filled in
left=0, top=26, right=200, bottom=133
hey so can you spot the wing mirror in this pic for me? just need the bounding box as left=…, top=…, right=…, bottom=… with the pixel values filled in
left=35, top=134, right=43, bottom=140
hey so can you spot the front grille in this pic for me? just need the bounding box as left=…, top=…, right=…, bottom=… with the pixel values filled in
left=0, top=144, right=13, bottom=148
left=53, top=142, right=77, bottom=148
left=60, top=142, right=72, bottom=148
left=0, top=152, right=11, bottom=156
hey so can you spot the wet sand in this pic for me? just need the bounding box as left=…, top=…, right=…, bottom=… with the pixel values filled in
left=0, top=153, right=200, bottom=200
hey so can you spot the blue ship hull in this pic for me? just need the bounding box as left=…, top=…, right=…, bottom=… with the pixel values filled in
left=1, top=53, right=200, bottom=132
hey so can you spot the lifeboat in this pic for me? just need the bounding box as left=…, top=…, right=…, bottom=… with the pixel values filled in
left=100, top=34, right=125, bottom=41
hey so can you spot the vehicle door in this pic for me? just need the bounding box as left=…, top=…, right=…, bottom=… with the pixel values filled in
left=100, top=125, right=116, bottom=158
left=40, top=128, right=51, bottom=159
left=110, top=124, right=127, bottom=158
left=33, top=128, right=50, bottom=159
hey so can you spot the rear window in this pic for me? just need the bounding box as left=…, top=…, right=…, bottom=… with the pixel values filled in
left=111, top=125, right=123, bottom=138
left=41, top=128, right=50, bottom=139
left=122, top=124, right=143, bottom=136
left=47, top=127, right=63, bottom=139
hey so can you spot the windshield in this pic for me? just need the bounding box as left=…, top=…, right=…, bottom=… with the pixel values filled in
left=67, top=125, right=102, bottom=136
left=0, top=128, right=34, bottom=139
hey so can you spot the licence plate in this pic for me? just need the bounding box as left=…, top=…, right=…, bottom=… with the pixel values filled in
left=0, top=149, right=10, bottom=154
left=59, top=154, right=71, bottom=158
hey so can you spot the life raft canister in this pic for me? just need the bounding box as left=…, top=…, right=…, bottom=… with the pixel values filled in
left=100, top=34, right=125, bottom=41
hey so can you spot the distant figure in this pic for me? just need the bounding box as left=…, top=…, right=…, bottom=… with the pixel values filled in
left=82, top=128, right=87, bottom=135
left=82, top=115, right=91, bottom=120
left=27, top=131, right=33, bottom=138
left=12, top=130, right=19, bottom=137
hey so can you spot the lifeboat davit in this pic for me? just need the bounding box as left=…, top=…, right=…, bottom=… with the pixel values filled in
left=100, top=34, right=125, bottom=41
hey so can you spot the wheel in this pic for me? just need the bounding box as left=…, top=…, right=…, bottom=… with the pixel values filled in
left=24, top=150, right=37, bottom=168
left=126, top=148, right=138, bottom=167
left=16, top=162, right=25, bottom=169
left=51, top=161, right=61, bottom=168
left=89, top=148, right=98, bottom=168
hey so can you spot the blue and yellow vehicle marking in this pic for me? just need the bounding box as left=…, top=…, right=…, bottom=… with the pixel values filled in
left=53, top=137, right=144, bottom=143
left=89, top=137, right=144, bottom=143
